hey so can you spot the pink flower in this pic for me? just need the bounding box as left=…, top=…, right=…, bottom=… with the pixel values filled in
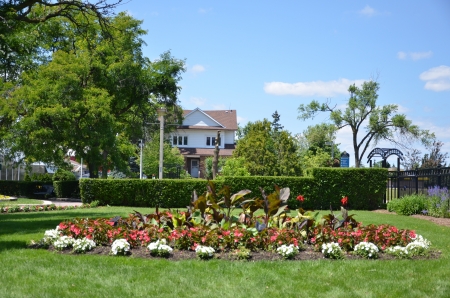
left=296, top=195, right=305, bottom=202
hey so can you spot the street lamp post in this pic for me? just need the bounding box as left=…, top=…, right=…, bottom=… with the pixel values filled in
left=325, top=141, right=334, bottom=160
left=157, top=107, right=167, bottom=179
left=139, top=139, right=143, bottom=179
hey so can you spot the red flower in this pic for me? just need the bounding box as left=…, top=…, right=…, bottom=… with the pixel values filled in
left=341, top=196, right=348, bottom=206
left=296, top=195, right=305, bottom=202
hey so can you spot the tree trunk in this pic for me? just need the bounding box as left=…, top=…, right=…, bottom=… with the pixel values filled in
left=101, top=150, right=108, bottom=179
left=212, top=130, right=220, bottom=179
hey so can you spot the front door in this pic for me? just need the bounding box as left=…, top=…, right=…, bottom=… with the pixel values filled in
left=190, top=159, right=199, bottom=178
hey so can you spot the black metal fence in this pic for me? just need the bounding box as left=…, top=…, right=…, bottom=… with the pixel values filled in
left=386, top=167, right=450, bottom=203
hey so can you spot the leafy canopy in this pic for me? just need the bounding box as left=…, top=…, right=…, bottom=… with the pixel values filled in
left=298, top=81, right=434, bottom=167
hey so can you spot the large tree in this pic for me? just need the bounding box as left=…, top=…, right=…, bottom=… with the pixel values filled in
left=234, top=119, right=301, bottom=176
left=299, top=123, right=340, bottom=158
left=298, top=81, right=434, bottom=167
left=0, top=0, right=123, bottom=26
left=4, top=12, right=185, bottom=177
left=0, top=1, right=124, bottom=82
left=421, top=140, right=448, bottom=168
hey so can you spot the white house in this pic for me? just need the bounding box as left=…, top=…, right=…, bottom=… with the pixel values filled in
left=171, top=108, right=238, bottom=178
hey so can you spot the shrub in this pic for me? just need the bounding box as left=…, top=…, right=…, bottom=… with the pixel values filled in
left=53, top=169, right=76, bottom=182
left=79, top=168, right=387, bottom=210
left=387, top=195, right=428, bottom=216
left=426, top=186, right=450, bottom=218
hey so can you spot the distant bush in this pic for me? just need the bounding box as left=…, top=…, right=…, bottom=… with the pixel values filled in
left=387, top=194, right=428, bottom=216
left=52, top=169, right=76, bottom=182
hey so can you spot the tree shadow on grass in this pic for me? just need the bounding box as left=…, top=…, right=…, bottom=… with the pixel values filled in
left=0, top=211, right=122, bottom=237
left=0, top=240, right=29, bottom=251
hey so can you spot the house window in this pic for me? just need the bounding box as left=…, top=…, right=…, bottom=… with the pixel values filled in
left=173, top=135, right=188, bottom=146
left=206, top=136, right=221, bottom=146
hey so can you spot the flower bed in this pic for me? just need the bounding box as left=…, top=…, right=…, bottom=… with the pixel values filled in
left=32, top=183, right=436, bottom=261
left=1, top=204, right=93, bottom=213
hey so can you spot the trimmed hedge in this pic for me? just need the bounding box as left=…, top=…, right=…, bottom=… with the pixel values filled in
left=308, top=168, right=388, bottom=210
left=80, top=179, right=209, bottom=208
left=53, top=181, right=80, bottom=198
left=79, top=168, right=388, bottom=210
left=0, top=181, right=43, bottom=197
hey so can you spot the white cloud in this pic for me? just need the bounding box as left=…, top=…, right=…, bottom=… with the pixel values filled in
left=397, top=51, right=407, bottom=60
left=191, top=64, right=206, bottom=74
left=190, top=97, right=206, bottom=106
left=410, top=51, right=433, bottom=61
left=419, top=65, right=450, bottom=91
left=236, top=115, right=246, bottom=125
left=397, top=51, right=433, bottom=61
left=396, top=104, right=409, bottom=113
left=264, top=79, right=365, bottom=97
left=198, top=8, right=212, bottom=14
left=359, top=5, right=376, bottom=17
left=212, top=104, right=227, bottom=110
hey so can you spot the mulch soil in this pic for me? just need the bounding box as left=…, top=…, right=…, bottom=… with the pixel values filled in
left=46, top=242, right=441, bottom=262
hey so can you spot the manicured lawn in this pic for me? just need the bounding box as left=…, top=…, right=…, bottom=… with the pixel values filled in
left=0, top=207, right=449, bottom=298
left=0, top=198, right=44, bottom=206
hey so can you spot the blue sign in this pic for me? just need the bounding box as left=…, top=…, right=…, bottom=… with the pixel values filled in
left=340, top=157, right=349, bottom=167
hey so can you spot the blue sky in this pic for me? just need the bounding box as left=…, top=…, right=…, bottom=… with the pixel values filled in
left=117, top=1, right=450, bottom=167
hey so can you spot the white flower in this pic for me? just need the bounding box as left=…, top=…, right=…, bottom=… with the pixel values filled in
left=44, top=226, right=61, bottom=241
left=354, top=242, right=379, bottom=259
left=111, top=239, right=130, bottom=255
left=147, top=239, right=173, bottom=256
left=276, top=244, right=299, bottom=259
left=73, top=237, right=96, bottom=253
left=321, top=242, right=343, bottom=259
left=53, top=236, right=74, bottom=251
left=195, top=245, right=215, bottom=259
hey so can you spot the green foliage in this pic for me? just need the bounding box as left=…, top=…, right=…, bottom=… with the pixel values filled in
left=53, top=181, right=80, bottom=198
left=309, top=168, right=387, bottom=210
left=142, top=137, right=185, bottom=179
left=2, top=12, right=185, bottom=178
left=52, top=169, right=76, bottom=182
left=30, top=173, right=53, bottom=183
left=215, top=157, right=250, bottom=179
left=234, top=119, right=301, bottom=176
left=296, top=124, right=343, bottom=170
left=204, top=157, right=226, bottom=180
left=301, top=147, right=332, bottom=170
left=387, top=194, right=428, bottom=216
left=80, top=179, right=209, bottom=207
left=79, top=168, right=387, bottom=211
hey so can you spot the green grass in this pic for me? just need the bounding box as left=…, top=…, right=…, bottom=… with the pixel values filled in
left=1, top=207, right=450, bottom=298
left=0, top=198, right=44, bottom=206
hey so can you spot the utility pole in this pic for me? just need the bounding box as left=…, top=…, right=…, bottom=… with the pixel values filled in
left=157, top=107, right=167, bottom=179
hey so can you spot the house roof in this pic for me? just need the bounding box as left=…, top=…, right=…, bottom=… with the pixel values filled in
left=180, top=108, right=238, bottom=130
left=179, top=147, right=235, bottom=157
